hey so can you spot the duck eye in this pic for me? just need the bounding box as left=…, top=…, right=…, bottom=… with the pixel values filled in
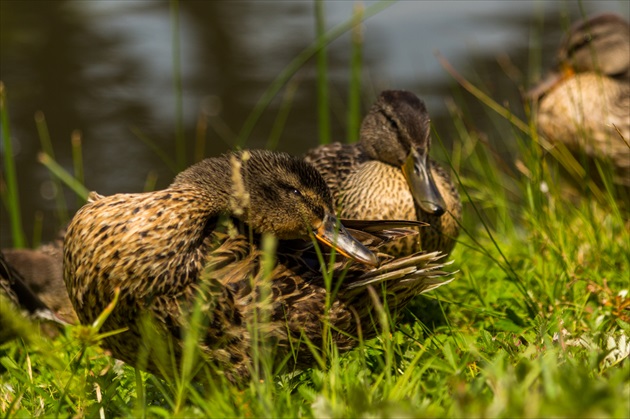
left=291, top=188, right=302, bottom=197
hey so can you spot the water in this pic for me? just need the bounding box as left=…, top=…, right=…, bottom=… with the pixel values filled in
left=1, top=0, right=628, bottom=247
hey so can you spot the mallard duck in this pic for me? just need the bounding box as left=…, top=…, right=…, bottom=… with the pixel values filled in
left=1, top=250, right=65, bottom=342
left=63, top=150, right=453, bottom=383
left=528, top=13, right=630, bottom=188
left=2, top=229, right=77, bottom=324
left=304, top=90, right=461, bottom=256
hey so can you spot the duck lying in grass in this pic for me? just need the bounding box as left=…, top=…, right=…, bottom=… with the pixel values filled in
left=528, top=13, right=630, bottom=190
left=305, top=90, right=462, bottom=256
left=0, top=250, right=67, bottom=342
left=2, top=229, right=77, bottom=324
left=63, top=150, right=454, bottom=383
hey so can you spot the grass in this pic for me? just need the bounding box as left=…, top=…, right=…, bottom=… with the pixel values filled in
left=1, top=3, right=629, bottom=418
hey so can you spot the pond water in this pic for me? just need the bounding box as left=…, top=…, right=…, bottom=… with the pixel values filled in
left=1, top=0, right=628, bottom=247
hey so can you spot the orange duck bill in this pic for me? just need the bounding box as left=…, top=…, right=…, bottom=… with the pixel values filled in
left=314, top=213, right=378, bottom=267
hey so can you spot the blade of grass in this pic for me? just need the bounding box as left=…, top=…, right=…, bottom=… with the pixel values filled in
left=347, top=2, right=364, bottom=144
left=315, top=0, right=331, bottom=145
left=130, top=126, right=178, bottom=173
left=32, top=211, right=44, bottom=248
left=236, top=0, right=394, bottom=147
left=38, top=152, right=89, bottom=201
left=71, top=130, right=84, bottom=186
left=436, top=51, right=588, bottom=181
left=0, top=82, right=26, bottom=248
left=266, top=77, right=300, bottom=150
left=35, top=111, right=69, bottom=223
left=170, top=0, right=186, bottom=171
left=194, top=107, right=208, bottom=163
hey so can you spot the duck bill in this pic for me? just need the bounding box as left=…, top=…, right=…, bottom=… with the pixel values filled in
left=315, top=214, right=378, bottom=266
left=527, top=64, right=575, bottom=101
left=402, top=147, right=446, bottom=216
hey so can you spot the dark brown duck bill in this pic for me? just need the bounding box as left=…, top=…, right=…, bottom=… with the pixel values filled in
left=315, top=213, right=378, bottom=266
left=402, top=147, right=446, bottom=216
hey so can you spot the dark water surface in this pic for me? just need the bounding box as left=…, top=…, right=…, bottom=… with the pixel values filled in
left=1, top=0, right=628, bottom=247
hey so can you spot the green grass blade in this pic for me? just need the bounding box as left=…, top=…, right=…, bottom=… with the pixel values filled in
left=236, top=0, right=394, bottom=147
left=170, top=0, right=186, bottom=171
left=347, top=2, right=364, bottom=144
left=315, top=0, right=331, bottom=145
left=0, top=82, right=26, bottom=248
left=71, top=130, right=84, bottom=187
left=130, top=126, right=178, bottom=173
left=38, top=152, right=89, bottom=201
left=35, top=111, right=70, bottom=224
left=266, top=78, right=300, bottom=150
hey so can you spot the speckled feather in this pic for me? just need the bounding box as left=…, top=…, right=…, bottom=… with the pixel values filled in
left=2, top=228, right=77, bottom=323
left=0, top=250, right=63, bottom=326
left=64, top=150, right=454, bottom=384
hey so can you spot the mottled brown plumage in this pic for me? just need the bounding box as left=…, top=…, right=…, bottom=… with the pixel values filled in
left=63, top=150, right=453, bottom=383
left=1, top=250, right=65, bottom=341
left=305, top=90, right=462, bottom=256
left=529, top=13, right=630, bottom=188
left=2, top=229, right=78, bottom=324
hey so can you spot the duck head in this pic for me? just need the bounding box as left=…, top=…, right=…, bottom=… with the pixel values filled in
left=360, top=90, right=446, bottom=216
left=173, top=150, right=378, bottom=266
left=528, top=13, right=630, bottom=101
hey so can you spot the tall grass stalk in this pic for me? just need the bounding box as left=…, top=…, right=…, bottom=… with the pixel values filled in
left=170, top=0, right=186, bottom=171
left=235, top=0, right=394, bottom=146
left=130, top=126, right=178, bottom=173
left=35, top=111, right=69, bottom=224
left=0, top=82, right=26, bottom=247
left=194, top=107, right=208, bottom=163
left=37, top=152, right=89, bottom=200
left=347, top=2, right=364, bottom=143
left=266, top=78, right=300, bottom=150
left=70, top=130, right=84, bottom=188
left=315, top=0, right=331, bottom=145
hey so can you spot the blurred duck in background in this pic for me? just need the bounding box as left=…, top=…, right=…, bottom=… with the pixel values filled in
left=528, top=13, right=630, bottom=192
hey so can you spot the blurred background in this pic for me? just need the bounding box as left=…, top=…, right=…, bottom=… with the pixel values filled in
left=1, top=0, right=628, bottom=247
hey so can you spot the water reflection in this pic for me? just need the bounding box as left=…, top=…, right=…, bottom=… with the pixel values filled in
left=1, top=0, right=627, bottom=247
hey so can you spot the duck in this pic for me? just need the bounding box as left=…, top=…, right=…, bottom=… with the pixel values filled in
left=528, top=13, right=630, bottom=189
left=1, top=250, right=66, bottom=342
left=304, top=90, right=462, bottom=256
left=2, top=228, right=78, bottom=324
left=63, top=150, right=454, bottom=383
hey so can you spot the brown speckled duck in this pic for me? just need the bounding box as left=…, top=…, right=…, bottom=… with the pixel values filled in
left=63, top=150, right=453, bottom=383
left=529, top=13, right=630, bottom=188
left=2, top=229, right=77, bottom=324
left=1, top=250, right=66, bottom=341
left=305, top=90, right=461, bottom=256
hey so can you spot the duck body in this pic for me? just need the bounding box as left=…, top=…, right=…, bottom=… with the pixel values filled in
left=2, top=229, right=77, bottom=324
left=63, top=150, right=453, bottom=383
left=305, top=90, right=461, bottom=256
left=530, top=13, right=630, bottom=188
left=1, top=250, right=67, bottom=342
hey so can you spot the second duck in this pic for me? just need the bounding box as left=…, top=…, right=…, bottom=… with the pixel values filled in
left=305, top=90, right=462, bottom=256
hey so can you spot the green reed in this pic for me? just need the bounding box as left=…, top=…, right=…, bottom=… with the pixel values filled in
left=347, top=3, right=364, bottom=144
left=235, top=0, right=394, bottom=147
left=35, top=111, right=69, bottom=224
left=0, top=82, right=26, bottom=248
